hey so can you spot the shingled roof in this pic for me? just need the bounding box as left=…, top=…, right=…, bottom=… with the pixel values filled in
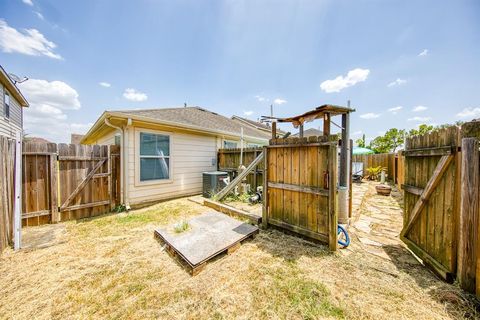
left=231, top=115, right=286, bottom=135
left=292, top=128, right=324, bottom=137
left=112, top=107, right=271, bottom=140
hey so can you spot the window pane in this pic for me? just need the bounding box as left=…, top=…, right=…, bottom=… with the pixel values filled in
left=140, top=133, right=170, bottom=156
left=223, top=141, right=237, bottom=149
left=140, top=158, right=170, bottom=181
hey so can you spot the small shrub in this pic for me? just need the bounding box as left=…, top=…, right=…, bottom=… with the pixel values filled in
left=174, top=220, right=190, bottom=233
left=113, top=204, right=127, bottom=213
left=365, top=166, right=386, bottom=181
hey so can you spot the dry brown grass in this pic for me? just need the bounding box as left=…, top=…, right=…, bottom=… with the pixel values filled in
left=0, top=193, right=478, bottom=319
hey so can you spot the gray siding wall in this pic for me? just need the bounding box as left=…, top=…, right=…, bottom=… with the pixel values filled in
left=0, top=84, right=23, bottom=138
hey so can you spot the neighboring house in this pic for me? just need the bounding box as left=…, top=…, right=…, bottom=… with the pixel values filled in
left=231, top=115, right=287, bottom=139
left=71, top=133, right=84, bottom=144
left=0, top=65, right=29, bottom=138
left=81, top=106, right=271, bottom=208
left=24, top=136, right=51, bottom=144
left=292, top=128, right=323, bottom=137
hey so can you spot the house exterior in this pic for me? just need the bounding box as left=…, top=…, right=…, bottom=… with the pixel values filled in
left=81, top=106, right=271, bottom=208
left=231, top=115, right=287, bottom=138
left=0, top=66, right=29, bottom=138
left=292, top=128, right=323, bottom=137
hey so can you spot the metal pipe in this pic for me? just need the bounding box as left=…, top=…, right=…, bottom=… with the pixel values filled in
left=104, top=118, right=126, bottom=207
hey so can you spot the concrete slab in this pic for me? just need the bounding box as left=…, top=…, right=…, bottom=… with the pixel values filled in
left=155, top=211, right=259, bottom=269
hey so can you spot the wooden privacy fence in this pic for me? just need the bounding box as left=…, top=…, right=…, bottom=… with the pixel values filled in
left=22, top=142, right=121, bottom=226
left=352, top=153, right=396, bottom=181
left=217, top=148, right=264, bottom=190
left=0, top=136, right=15, bottom=252
left=263, top=136, right=338, bottom=250
left=400, top=121, right=480, bottom=298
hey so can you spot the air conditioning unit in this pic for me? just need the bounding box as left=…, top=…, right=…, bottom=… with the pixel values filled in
left=202, top=171, right=229, bottom=198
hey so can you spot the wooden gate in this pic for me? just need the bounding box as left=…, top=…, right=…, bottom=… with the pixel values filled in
left=23, top=142, right=121, bottom=226
left=263, top=136, right=338, bottom=250
left=401, top=127, right=460, bottom=281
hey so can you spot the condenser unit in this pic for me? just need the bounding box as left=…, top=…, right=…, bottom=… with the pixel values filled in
left=202, top=171, right=229, bottom=198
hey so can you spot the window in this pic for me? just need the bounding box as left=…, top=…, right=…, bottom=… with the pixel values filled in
left=139, top=132, right=170, bottom=181
left=223, top=140, right=237, bottom=149
left=4, top=92, right=10, bottom=119
left=114, top=134, right=121, bottom=146
left=247, top=143, right=261, bottom=148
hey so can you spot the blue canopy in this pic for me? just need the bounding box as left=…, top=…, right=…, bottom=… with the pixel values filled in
left=352, top=147, right=375, bottom=155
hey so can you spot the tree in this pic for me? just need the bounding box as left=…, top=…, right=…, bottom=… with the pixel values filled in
left=369, top=128, right=405, bottom=153
left=407, top=124, right=434, bottom=137
left=355, top=134, right=366, bottom=148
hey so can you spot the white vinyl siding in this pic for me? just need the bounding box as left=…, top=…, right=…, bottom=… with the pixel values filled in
left=126, top=126, right=217, bottom=206
left=0, top=84, right=23, bottom=138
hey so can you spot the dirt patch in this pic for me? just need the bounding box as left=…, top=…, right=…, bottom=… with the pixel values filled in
left=0, top=188, right=478, bottom=319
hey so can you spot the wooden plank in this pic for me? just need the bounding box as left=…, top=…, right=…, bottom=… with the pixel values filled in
left=262, top=147, right=269, bottom=228
left=458, top=138, right=479, bottom=293
left=401, top=155, right=454, bottom=237
left=267, top=182, right=328, bottom=196
left=402, top=235, right=454, bottom=282
left=60, top=158, right=106, bottom=210
left=22, top=210, right=51, bottom=219
left=268, top=217, right=329, bottom=244
left=402, top=184, right=424, bottom=196
left=403, top=145, right=456, bottom=157
left=50, top=153, right=59, bottom=223
left=328, top=143, right=338, bottom=251
left=214, top=151, right=264, bottom=201
left=204, top=199, right=261, bottom=225
left=61, top=200, right=110, bottom=212
left=58, top=156, right=108, bottom=161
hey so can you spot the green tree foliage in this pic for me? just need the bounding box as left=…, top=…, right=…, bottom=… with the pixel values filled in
left=355, top=134, right=366, bottom=147
left=407, top=124, right=434, bottom=137
left=369, top=128, right=405, bottom=153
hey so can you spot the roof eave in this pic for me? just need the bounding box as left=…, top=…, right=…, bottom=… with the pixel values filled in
left=82, top=111, right=270, bottom=144
left=0, top=65, right=29, bottom=107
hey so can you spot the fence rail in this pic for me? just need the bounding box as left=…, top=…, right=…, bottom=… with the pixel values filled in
left=0, top=136, right=15, bottom=252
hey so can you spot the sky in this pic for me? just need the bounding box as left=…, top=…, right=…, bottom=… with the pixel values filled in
left=0, top=0, right=479, bottom=143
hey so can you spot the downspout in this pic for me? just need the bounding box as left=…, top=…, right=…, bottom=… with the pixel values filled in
left=104, top=118, right=128, bottom=209
left=123, top=118, right=132, bottom=210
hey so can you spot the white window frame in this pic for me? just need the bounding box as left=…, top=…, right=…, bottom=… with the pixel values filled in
left=135, top=128, right=173, bottom=186
left=223, top=140, right=238, bottom=149
left=4, top=91, right=10, bottom=120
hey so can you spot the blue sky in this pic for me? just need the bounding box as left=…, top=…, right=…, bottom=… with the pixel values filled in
left=0, top=0, right=479, bottom=142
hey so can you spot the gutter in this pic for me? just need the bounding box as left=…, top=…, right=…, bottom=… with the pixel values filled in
left=104, top=118, right=130, bottom=210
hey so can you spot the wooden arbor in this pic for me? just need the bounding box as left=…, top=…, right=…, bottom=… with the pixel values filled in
left=261, top=104, right=355, bottom=250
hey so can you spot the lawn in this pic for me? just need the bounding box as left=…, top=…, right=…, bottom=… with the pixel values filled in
left=0, top=186, right=477, bottom=319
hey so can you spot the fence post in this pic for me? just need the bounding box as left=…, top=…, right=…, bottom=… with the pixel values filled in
left=13, top=131, right=22, bottom=250
left=458, top=137, right=479, bottom=293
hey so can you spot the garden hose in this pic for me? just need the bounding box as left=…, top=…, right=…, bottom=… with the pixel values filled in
left=337, top=225, right=350, bottom=248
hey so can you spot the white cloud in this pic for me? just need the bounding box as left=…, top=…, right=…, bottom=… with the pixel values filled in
left=99, top=82, right=111, bottom=88
left=243, top=110, right=254, bottom=116
left=352, top=130, right=363, bottom=136
left=273, top=98, right=287, bottom=105
left=22, top=0, right=33, bottom=6
left=388, top=106, right=403, bottom=114
left=387, top=78, right=407, bottom=87
left=0, top=19, right=62, bottom=59
left=19, top=79, right=81, bottom=110
left=18, top=79, right=87, bottom=142
left=255, top=95, right=268, bottom=102
left=418, top=49, right=428, bottom=56
left=123, top=88, right=148, bottom=102
left=34, top=12, right=44, bottom=21
left=320, top=68, right=370, bottom=93
left=412, top=105, right=427, bottom=112
left=408, top=116, right=431, bottom=122
left=456, top=107, right=480, bottom=119
left=359, top=112, right=380, bottom=119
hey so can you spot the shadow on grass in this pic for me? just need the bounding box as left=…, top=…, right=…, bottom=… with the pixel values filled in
left=383, top=244, right=480, bottom=319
